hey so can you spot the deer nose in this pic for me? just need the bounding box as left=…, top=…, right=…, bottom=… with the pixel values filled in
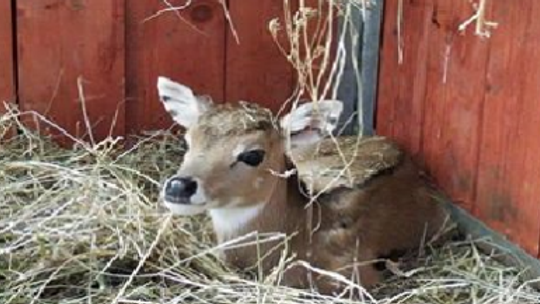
left=164, top=176, right=198, bottom=203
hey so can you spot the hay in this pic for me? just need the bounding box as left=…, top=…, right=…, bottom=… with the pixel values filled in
left=1, top=107, right=540, bottom=304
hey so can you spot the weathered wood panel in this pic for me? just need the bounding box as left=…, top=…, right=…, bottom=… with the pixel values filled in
left=377, top=0, right=540, bottom=258
left=126, top=0, right=226, bottom=135
left=475, top=0, right=540, bottom=257
left=0, top=0, right=15, bottom=114
left=421, top=0, right=490, bottom=211
left=376, top=0, right=432, bottom=159
left=225, top=0, right=294, bottom=112
left=378, top=0, right=488, bottom=210
left=17, top=0, right=125, bottom=145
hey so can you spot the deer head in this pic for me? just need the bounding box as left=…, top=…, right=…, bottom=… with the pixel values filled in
left=157, top=77, right=343, bottom=216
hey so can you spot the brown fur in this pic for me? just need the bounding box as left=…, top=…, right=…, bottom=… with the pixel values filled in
left=161, top=95, right=449, bottom=295
left=215, top=151, right=448, bottom=294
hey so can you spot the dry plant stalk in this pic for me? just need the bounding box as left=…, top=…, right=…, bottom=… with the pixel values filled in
left=269, top=0, right=369, bottom=187
left=459, top=0, right=498, bottom=38
left=268, top=1, right=364, bottom=280
left=269, top=0, right=341, bottom=106
left=145, top=0, right=240, bottom=44
left=397, top=0, right=404, bottom=64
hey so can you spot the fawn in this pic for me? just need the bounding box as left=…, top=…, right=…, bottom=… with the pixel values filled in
left=157, top=76, right=449, bottom=294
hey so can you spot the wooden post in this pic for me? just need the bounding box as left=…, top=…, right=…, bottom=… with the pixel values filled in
left=0, top=0, right=16, bottom=140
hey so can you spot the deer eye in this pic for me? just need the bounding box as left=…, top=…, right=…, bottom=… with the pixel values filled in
left=237, top=149, right=265, bottom=167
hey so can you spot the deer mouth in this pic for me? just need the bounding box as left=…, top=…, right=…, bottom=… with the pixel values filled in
left=163, top=199, right=207, bottom=216
left=161, top=190, right=207, bottom=215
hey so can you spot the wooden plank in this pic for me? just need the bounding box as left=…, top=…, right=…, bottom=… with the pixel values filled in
left=420, top=0, right=458, bottom=198
left=374, top=0, right=398, bottom=138
left=475, top=0, right=540, bottom=257
left=225, top=0, right=294, bottom=112
left=420, top=0, right=489, bottom=211
left=376, top=0, right=433, bottom=161
left=126, top=0, right=226, bottom=135
left=0, top=0, right=15, bottom=123
left=17, top=0, right=125, bottom=146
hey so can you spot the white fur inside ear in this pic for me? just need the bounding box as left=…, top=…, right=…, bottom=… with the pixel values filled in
left=280, top=100, right=343, bottom=147
left=157, top=76, right=212, bottom=128
left=281, top=100, right=343, bottom=133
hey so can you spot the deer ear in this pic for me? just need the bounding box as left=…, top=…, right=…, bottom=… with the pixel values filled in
left=280, top=100, right=343, bottom=148
left=157, top=76, right=213, bottom=128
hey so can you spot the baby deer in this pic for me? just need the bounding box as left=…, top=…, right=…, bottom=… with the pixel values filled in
left=157, top=77, right=449, bottom=294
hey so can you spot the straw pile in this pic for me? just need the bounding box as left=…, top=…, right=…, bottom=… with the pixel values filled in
left=1, top=108, right=540, bottom=304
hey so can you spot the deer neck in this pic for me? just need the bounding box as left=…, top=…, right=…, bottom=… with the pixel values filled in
left=208, top=158, right=307, bottom=245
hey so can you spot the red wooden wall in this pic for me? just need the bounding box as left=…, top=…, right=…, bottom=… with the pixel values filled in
left=377, top=0, right=540, bottom=258
left=0, top=1, right=15, bottom=111
left=1, top=0, right=295, bottom=144
left=17, top=0, right=126, bottom=144
left=126, top=0, right=227, bottom=135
